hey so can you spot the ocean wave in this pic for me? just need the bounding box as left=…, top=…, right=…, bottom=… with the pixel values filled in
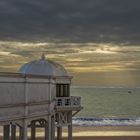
left=72, top=117, right=140, bottom=126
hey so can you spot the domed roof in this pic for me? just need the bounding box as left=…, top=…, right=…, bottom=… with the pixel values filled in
left=17, top=53, right=68, bottom=77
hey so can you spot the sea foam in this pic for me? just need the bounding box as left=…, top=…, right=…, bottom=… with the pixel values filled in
left=72, top=117, right=140, bottom=126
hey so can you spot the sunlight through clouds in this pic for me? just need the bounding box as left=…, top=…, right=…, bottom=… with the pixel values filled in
left=0, top=41, right=140, bottom=72
left=0, top=40, right=140, bottom=85
left=0, top=51, right=20, bottom=57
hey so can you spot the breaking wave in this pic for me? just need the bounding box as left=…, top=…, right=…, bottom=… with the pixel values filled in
left=72, top=117, right=140, bottom=126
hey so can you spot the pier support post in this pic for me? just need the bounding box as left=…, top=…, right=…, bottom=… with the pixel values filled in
left=45, top=122, right=48, bottom=140
left=51, top=116, right=55, bottom=140
left=3, top=125, right=10, bottom=140
left=57, top=127, right=62, bottom=140
left=45, top=116, right=51, bottom=140
left=19, top=120, right=28, bottom=140
left=68, top=112, right=72, bottom=140
left=19, top=126, right=23, bottom=140
left=31, top=121, right=36, bottom=140
left=11, top=125, right=16, bottom=140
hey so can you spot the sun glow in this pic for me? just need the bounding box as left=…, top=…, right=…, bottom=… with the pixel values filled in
left=94, top=48, right=117, bottom=54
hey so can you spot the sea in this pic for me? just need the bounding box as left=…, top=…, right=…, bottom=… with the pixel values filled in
left=71, top=86, right=140, bottom=126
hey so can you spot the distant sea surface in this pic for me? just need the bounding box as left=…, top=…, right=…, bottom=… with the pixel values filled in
left=71, top=86, right=140, bottom=126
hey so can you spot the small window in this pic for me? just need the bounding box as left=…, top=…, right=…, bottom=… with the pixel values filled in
left=56, top=84, right=70, bottom=97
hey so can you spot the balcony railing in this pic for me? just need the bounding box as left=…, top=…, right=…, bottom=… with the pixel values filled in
left=56, top=96, right=81, bottom=108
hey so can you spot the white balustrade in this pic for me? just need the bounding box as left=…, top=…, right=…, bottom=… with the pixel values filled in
left=56, top=96, right=81, bottom=108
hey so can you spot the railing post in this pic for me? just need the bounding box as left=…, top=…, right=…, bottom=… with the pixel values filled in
left=62, top=98, right=65, bottom=107
left=71, top=97, right=73, bottom=107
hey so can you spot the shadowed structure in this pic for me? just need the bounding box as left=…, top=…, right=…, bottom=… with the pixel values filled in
left=0, top=54, right=82, bottom=140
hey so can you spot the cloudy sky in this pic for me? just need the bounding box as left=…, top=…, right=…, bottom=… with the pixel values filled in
left=0, top=0, right=140, bottom=86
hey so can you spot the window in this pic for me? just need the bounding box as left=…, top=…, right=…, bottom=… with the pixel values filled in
left=56, top=84, right=70, bottom=97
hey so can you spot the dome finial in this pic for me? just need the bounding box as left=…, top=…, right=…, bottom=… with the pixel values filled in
left=41, top=51, right=46, bottom=60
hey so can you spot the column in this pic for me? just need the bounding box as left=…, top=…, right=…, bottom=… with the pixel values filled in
left=19, top=120, right=28, bottom=140
left=3, top=125, right=10, bottom=140
left=45, top=116, right=51, bottom=140
left=11, top=125, right=16, bottom=140
left=57, top=127, right=62, bottom=140
left=19, top=126, right=24, bottom=140
left=31, top=121, right=36, bottom=140
left=51, top=116, right=55, bottom=140
left=45, top=122, right=48, bottom=140
left=68, top=112, right=72, bottom=140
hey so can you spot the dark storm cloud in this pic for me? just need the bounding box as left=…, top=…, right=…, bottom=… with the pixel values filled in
left=0, top=0, right=140, bottom=43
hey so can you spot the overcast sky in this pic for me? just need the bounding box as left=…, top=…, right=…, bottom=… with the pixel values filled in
left=0, top=0, right=140, bottom=43
left=0, top=0, right=140, bottom=86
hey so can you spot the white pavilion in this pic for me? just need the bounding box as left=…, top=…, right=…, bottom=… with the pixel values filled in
left=0, top=53, right=82, bottom=140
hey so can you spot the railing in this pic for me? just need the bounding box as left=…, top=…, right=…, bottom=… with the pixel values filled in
left=56, top=96, right=81, bottom=108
